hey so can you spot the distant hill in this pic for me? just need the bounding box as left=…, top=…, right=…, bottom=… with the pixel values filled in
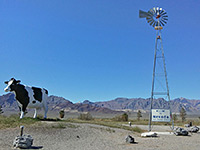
left=1, top=93, right=200, bottom=114
left=0, top=93, right=18, bottom=111
left=83, top=97, right=200, bottom=113
left=0, top=93, right=117, bottom=114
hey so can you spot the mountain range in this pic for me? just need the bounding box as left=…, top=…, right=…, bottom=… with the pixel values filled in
left=0, top=93, right=117, bottom=114
left=1, top=93, right=200, bottom=114
left=83, top=97, right=200, bottom=113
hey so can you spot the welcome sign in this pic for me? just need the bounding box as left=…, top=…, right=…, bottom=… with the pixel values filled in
left=152, top=109, right=171, bottom=122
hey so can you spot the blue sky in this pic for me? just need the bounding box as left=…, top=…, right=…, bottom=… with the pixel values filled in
left=0, top=0, right=200, bottom=102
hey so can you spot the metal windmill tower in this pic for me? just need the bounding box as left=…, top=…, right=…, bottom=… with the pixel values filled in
left=139, top=7, right=173, bottom=131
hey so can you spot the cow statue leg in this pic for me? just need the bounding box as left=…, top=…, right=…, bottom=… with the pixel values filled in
left=20, top=106, right=27, bottom=119
left=33, top=108, right=37, bottom=118
left=43, top=91, right=48, bottom=119
left=20, top=111, right=25, bottom=119
left=43, top=105, right=48, bottom=119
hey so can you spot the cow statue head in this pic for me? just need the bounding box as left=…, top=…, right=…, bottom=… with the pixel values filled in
left=4, top=78, right=21, bottom=92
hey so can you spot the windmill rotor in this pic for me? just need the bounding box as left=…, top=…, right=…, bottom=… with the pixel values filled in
left=139, top=7, right=168, bottom=30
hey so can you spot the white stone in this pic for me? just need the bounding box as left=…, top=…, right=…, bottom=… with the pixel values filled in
left=141, top=132, right=158, bottom=137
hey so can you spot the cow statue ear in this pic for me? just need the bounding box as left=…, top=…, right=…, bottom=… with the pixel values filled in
left=4, top=81, right=8, bottom=84
left=16, top=80, right=21, bottom=84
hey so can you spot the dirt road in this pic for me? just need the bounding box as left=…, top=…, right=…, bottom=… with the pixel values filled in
left=0, top=122, right=199, bottom=150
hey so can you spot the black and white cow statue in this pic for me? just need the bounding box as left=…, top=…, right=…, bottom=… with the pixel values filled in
left=4, top=78, right=48, bottom=119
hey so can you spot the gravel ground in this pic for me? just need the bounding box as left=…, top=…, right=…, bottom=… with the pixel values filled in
left=0, top=122, right=200, bottom=150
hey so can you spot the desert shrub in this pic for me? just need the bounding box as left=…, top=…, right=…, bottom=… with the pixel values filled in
left=172, top=113, right=178, bottom=122
left=51, top=123, right=66, bottom=129
left=132, top=126, right=143, bottom=133
left=137, top=110, right=142, bottom=121
left=37, top=114, right=44, bottom=119
left=78, top=112, right=93, bottom=120
left=122, top=113, right=128, bottom=121
left=59, top=110, right=65, bottom=118
left=112, top=113, right=128, bottom=122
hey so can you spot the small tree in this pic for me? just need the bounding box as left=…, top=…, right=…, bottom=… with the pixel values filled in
left=172, top=113, right=178, bottom=122
left=180, top=107, right=187, bottom=122
left=137, top=110, right=142, bottom=121
left=113, top=113, right=128, bottom=122
left=122, top=113, right=128, bottom=121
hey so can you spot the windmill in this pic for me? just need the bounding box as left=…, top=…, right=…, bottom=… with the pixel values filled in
left=139, top=7, right=173, bottom=131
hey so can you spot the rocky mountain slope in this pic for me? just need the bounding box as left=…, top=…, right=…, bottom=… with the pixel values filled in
left=83, top=97, right=200, bottom=113
left=0, top=93, right=117, bottom=114
left=1, top=93, right=200, bottom=113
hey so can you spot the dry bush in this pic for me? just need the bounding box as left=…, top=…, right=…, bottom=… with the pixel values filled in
left=78, top=112, right=93, bottom=120
left=59, top=110, right=65, bottom=118
left=112, top=113, right=128, bottom=122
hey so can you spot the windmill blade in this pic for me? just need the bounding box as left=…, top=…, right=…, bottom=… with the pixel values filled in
left=162, top=18, right=168, bottom=21
left=158, top=9, right=162, bottom=15
left=159, top=9, right=164, bottom=15
left=162, top=20, right=167, bottom=24
left=155, top=21, right=159, bottom=27
left=146, top=16, right=153, bottom=20
left=146, top=17, right=152, bottom=21
left=152, top=22, right=156, bottom=27
left=159, top=8, right=163, bottom=13
left=160, top=10, right=166, bottom=15
left=162, top=15, right=168, bottom=18
left=149, top=20, right=155, bottom=26
left=149, top=9, right=155, bottom=15
left=153, top=7, right=156, bottom=13
left=139, top=10, right=152, bottom=18
left=156, top=7, right=160, bottom=15
left=146, top=17, right=153, bottom=22
left=160, top=21, right=165, bottom=26
left=161, top=12, right=167, bottom=16
left=147, top=18, right=155, bottom=23
left=148, top=10, right=154, bottom=16
left=147, top=18, right=154, bottom=23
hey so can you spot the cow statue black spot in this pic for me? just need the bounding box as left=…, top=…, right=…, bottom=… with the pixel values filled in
left=4, top=78, right=48, bottom=119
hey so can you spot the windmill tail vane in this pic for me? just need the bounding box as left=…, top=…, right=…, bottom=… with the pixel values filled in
left=139, top=10, right=152, bottom=18
left=139, top=7, right=168, bottom=30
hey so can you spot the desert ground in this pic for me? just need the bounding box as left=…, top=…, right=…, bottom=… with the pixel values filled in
left=0, top=120, right=200, bottom=150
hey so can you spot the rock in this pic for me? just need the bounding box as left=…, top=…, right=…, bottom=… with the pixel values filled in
left=125, top=135, right=135, bottom=143
left=185, top=122, right=193, bottom=128
left=184, top=124, right=190, bottom=128
left=13, top=126, right=33, bottom=149
left=13, top=135, right=33, bottom=149
left=186, top=126, right=199, bottom=133
left=173, top=127, right=188, bottom=136
left=141, top=132, right=157, bottom=137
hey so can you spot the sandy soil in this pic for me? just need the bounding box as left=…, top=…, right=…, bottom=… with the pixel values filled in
left=0, top=122, right=200, bottom=150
